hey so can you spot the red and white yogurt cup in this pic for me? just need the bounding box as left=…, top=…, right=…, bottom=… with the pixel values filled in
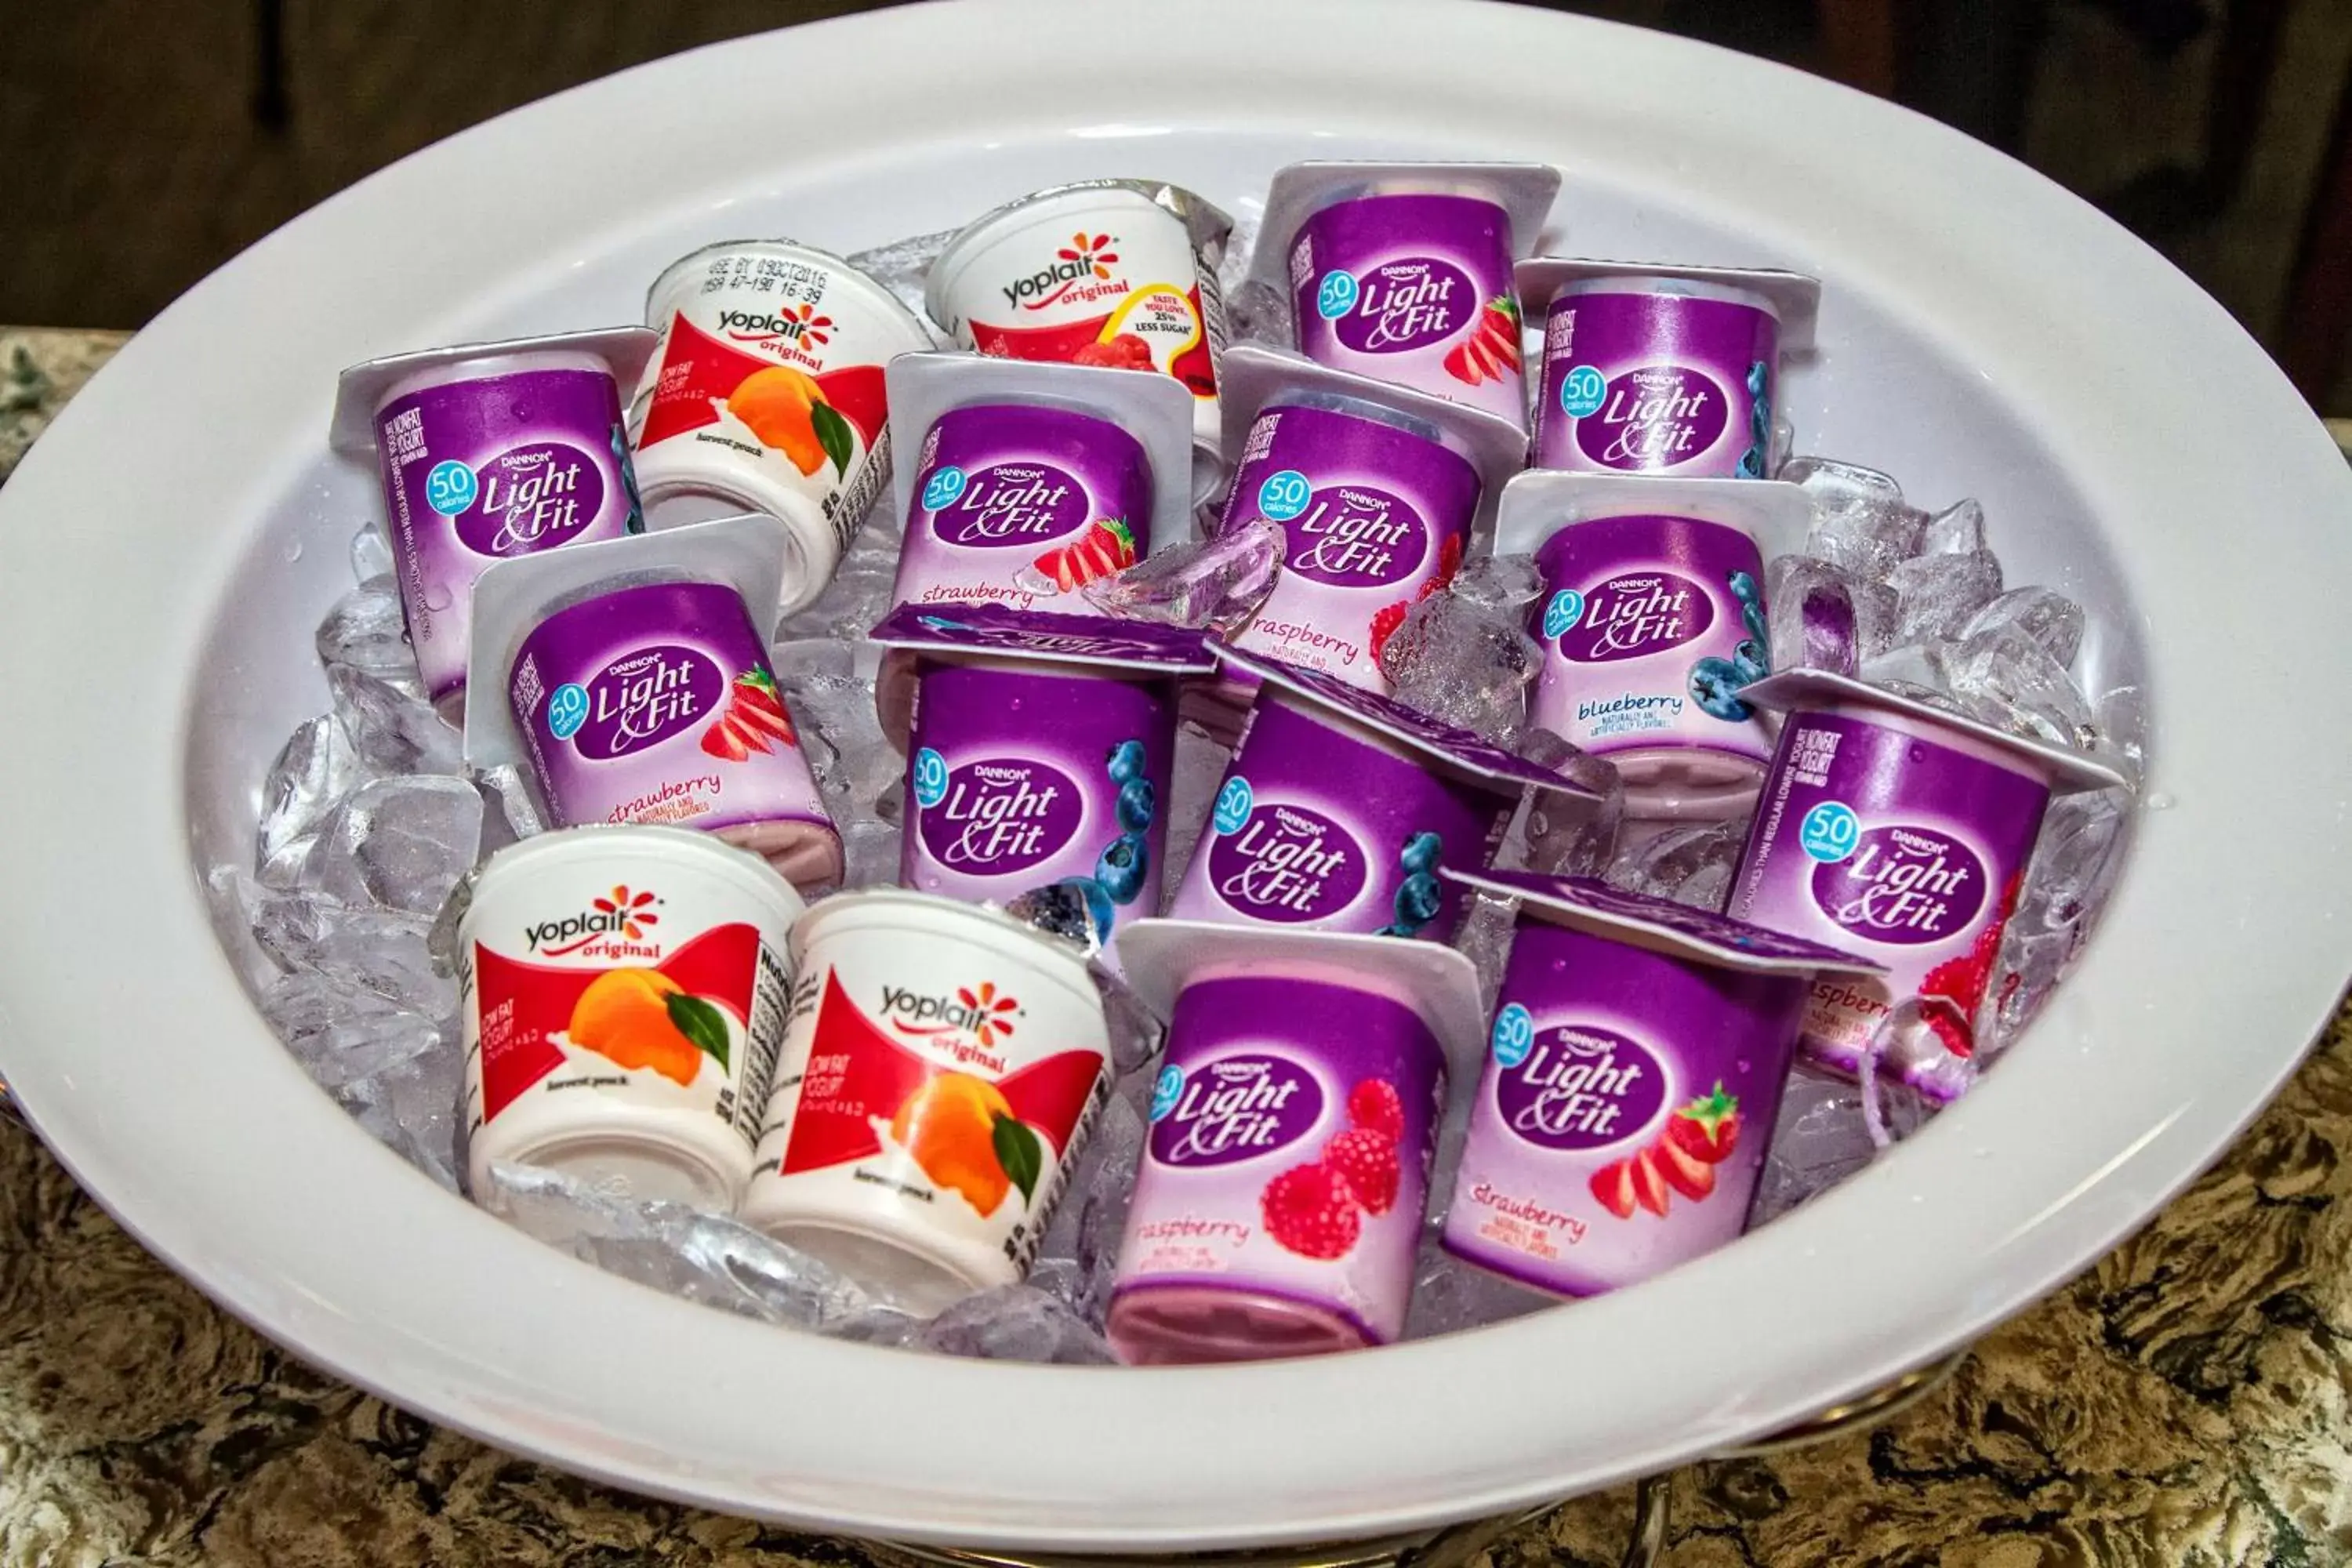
left=630, top=239, right=933, bottom=612
left=738, top=889, right=1112, bottom=1312
left=457, top=825, right=804, bottom=1209
left=925, top=180, right=1232, bottom=450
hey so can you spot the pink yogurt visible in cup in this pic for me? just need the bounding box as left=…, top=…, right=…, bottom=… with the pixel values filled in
left=1437, top=869, right=1878, bottom=1298
left=1218, top=396, right=1482, bottom=693
left=510, top=579, right=840, bottom=891
left=1723, top=671, right=2124, bottom=1102
left=332, top=330, right=655, bottom=720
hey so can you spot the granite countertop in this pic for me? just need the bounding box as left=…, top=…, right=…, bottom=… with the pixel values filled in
left=6, top=325, right=2352, bottom=1566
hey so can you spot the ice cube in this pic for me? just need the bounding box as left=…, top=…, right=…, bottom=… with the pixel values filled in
left=473, top=763, right=546, bottom=851
left=1377, top=594, right=1542, bottom=745
left=1858, top=641, right=1960, bottom=698
left=485, top=1162, right=882, bottom=1330
left=1947, top=625, right=2095, bottom=750
left=1916, top=498, right=1987, bottom=556
left=259, top=968, right=442, bottom=1090
left=1981, top=787, right=2132, bottom=1054
left=314, top=579, right=417, bottom=682
left=1450, top=887, right=1521, bottom=1014
left=256, top=714, right=362, bottom=887
left=1888, top=550, right=2003, bottom=644
left=1081, top=517, right=1283, bottom=633
left=774, top=495, right=904, bottom=645
left=1160, top=718, right=1230, bottom=892
left=845, top=229, right=959, bottom=329
left=1402, top=1236, right=1549, bottom=1339
left=920, top=1284, right=1116, bottom=1364
left=1604, top=816, right=1749, bottom=913
left=785, top=670, right=902, bottom=818
left=1765, top=557, right=1859, bottom=677
left=1446, top=554, right=1543, bottom=615
left=328, top=665, right=464, bottom=775
left=1748, top=1064, right=1935, bottom=1225
left=340, top=1020, right=466, bottom=1192
left=833, top=817, right=904, bottom=893
left=1224, top=278, right=1294, bottom=349
left=1958, top=586, right=2085, bottom=670
left=1002, top=880, right=1109, bottom=960
left=1028, top=1080, right=1149, bottom=1323
left=350, top=524, right=394, bottom=584
left=1786, top=456, right=1926, bottom=583
left=1864, top=997, right=1976, bottom=1108
left=241, top=874, right=454, bottom=1016
left=2087, top=684, right=2147, bottom=784
left=1512, top=727, right=1624, bottom=877
left=301, top=774, right=483, bottom=917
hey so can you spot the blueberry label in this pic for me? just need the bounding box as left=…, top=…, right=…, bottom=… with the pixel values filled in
left=545, top=682, right=590, bottom=740
left=1491, top=1002, right=1535, bottom=1069
left=1316, top=270, right=1359, bottom=320
left=1212, top=775, right=1254, bottom=835
left=912, top=746, right=950, bottom=809
left=1574, top=365, right=1730, bottom=471
left=1555, top=570, right=1714, bottom=663
left=451, top=441, right=604, bottom=557
left=1256, top=469, right=1312, bottom=522
left=920, top=465, right=969, bottom=512
left=426, top=459, right=480, bottom=516
left=1204, top=801, right=1370, bottom=923
left=1559, top=365, right=1607, bottom=419
left=1151, top=1064, right=1185, bottom=1123
left=1798, top=801, right=1860, bottom=863
left=916, top=757, right=1083, bottom=874
left=1543, top=588, right=1586, bottom=639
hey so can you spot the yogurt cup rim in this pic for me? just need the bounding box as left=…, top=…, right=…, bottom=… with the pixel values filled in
left=641, top=237, right=931, bottom=343
left=464, top=823, right=811, bottom=925
left=788, top=887, right=1102, bottom=1007
left=1553, top=272, right=1779, bottom=318
left=923, top=178, right=1229, bottom=328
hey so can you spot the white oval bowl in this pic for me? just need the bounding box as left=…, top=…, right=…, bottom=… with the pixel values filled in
left=2, top=0, right=2348, bottom=1551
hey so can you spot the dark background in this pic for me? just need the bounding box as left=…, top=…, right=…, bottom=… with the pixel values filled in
left=4, top=0, right=2348, bottom=408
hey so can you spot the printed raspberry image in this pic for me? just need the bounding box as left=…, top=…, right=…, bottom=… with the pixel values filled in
left=1322, top=1126, right=1400, bottom=1215
left=1260, top=1161, right=1361, bottom=1259
left=1345, top=1078, right=1405, bottom=1143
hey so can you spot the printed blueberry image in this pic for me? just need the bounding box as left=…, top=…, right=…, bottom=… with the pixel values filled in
left=1399, top=830, right=1443, bottom=875
left=1727, top=569, right=1762, bottom=609
left=1062, top=876, right=1117, bottom=943
left=609, top=423, right=646, bottom=526
left=1377, top=871, right=1446, bottom=937
left=1105, top=738, right=1146, bottom=785
left=1690, top=656, right=1755, bottom=721
left=1097, top=833, right=1150, bottom=907
left=1746, top=360, right=1769, bottom=397
left=1116, top=777, right=1156, bottom=833
left=1743, top=597, right=1769, bottom=649
left=1736, top=446, right=1766, bottom=479
left=1732, top=638, right=1769, bottom=684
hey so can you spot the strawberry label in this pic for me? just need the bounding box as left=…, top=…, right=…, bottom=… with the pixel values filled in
left=1330, top=256, right=1475, bottom=354
left=451, top=442, right=605, bottom=557
left=925, top=461, right=1088, bottom=549
left=575, top=644, right=724, bottom=760
left=1203, top=800, right=1370, bottom=923
left=1552, top=569, right=1715, bottom=662
left=1491, top=1025, right=1668, bottom=1152
left=1808, top=822, right=1989, bottom=946
left=913, top=757, right=1085, bottom=874
left=1148, top=1054, right=1324, bottom=1167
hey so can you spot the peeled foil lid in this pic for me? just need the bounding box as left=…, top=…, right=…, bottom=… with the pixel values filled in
left=1443, top=866, right=1885, bottom=976
left=327, top=325, right=659, bottom=458
left=867, top=601, right=1217, bottom=674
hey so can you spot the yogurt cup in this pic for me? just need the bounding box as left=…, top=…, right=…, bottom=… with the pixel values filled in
left=1495, top=472, right=1813, bottom=822
left=456, top=825, right=804, bottom=1209
left=738, top=889, right=1112, bottom=1313
left=869, top=603, right=1214, bottom=950
left=1107, top=919, right=1486, bottom=1361
left=463, top=514, right=841, bottom=891
left=1725, top=670, right=2129, bottom=1102
left=1516, top=260, right=1822, bottom=480
left=1437, top=869, right=1879, bottom=1298
left=884, top=352, right=1196, bottom=615
left=1253, top=162, right=1559, bottom=432
left=328, top=327, right=657, bottom=720
left=630, top=239, right=933, bottom=612
left=924, top=180, right=1232, bottom=449
left=1166, top=644, right=1578, bottom=940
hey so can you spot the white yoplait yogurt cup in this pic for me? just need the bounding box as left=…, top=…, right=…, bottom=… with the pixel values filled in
left=925, top=180, right=1232, bottom=450
left=456, top=824, right=805, bottom=1209
left=737, top=888, right=1112, bottom=1313
left=629, top=239, right=934, bottom=612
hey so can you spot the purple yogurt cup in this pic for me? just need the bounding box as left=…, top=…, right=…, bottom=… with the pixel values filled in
left=510, top=579, right=840, bottom=890
left=892, top=403, right=1156, bottom=615
left=363, top=350, right=646, bottom=719
left=1725, top=693, right=2058, bottom=1102
left=1218, top=398, right=1482, bottom=695
left=1528, top=512, right=1773, bottom=818
left=1107, top=971, right=1446, bottom=1361
left=1533, top=279, right=1779, bottom=479
left=1289, top=193, right=1527, bottom=430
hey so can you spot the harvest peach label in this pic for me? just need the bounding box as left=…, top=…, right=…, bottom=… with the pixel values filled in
left=925, top=181, right=1232, bottom=448
left=456, top=826, right=804, bottom=1210
left=630, top=240, right=932, bottom=609
left=1437, top=870, right=1877, bottom=1298
left=739, top=889, right=1112, bottom=1311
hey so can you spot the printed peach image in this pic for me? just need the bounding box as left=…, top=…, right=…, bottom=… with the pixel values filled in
left=725, top=365, right=854, bottom=478
left=888, top=1070, right=1046, bottom=1217
left=566, top=967, right=732, bottom=1087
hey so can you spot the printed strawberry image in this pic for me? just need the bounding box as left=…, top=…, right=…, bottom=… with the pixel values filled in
left=1916, top=873, right=2025, bottom=1059
left=1075, top=332, right=1154, bottom=370
left=1441, top=297, right=1523, bottom=387
left=1027, top=517, right=1138, bottom=592
left=1652, top=1136, right=1715, bottom=1201
left=1663, top=1083, right=1741, bottom=1166
left=1590, top=1084, right=1742, bottom=1221
left=1589, top=1159, right=1638, bottom=1220
left=1321, top=1127, right=1401, bottom=1215
left=699, top=667, right=796, bottom=760
left=1261, top=1160, right=1362, bottom=1258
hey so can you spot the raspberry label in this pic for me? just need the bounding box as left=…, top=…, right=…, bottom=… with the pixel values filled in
left=575, top=644, right=725, bottom=760
left=1575, top=365, right=1730, bottom=470
left=1490, top=1024, right=1668, bottom=1152
left=1553, top=569, right=1715, bottom=662
left=1204, top=801, right=1369, bottom=922
left=1148, top=1054, right=1324, bottom=1167
left=924, top=461, right=1088, bottom=549
left=1330, top=257, right=1475, bottom=355
left=1283, top=485, right=1430, bottom=589
left=1809, top=822, right=1988, bottom=946
left=915, top=757, right=1085, bottom=874
left=452, top=441, right=604, bottom=557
